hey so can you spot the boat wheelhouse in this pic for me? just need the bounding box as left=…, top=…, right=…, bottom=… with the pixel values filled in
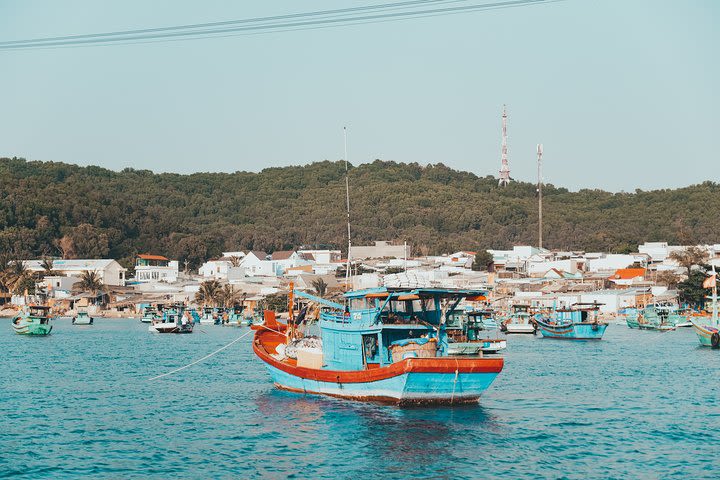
left=72, top=306, right=93, bottom=325
left=253, top=287, right=504, bottom=405
left=149, top=305, right=193, bottom=334
left=536, top=303, right=608, bottom=340
left=446, top=309, right=506, bottom=355
left=12, top=305, right=53, bottom=335
left=499, top=304, right=537, bottom=334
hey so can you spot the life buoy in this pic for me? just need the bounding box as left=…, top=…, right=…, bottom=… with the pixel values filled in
left=711, top=332, right=720, bottom=349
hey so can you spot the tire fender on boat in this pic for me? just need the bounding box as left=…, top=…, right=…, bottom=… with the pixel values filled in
left=711, top=332, right=720, bottom=349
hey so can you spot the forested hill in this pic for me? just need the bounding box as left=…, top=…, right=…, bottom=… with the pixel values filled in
left=1, top=156, right=719, bottom=269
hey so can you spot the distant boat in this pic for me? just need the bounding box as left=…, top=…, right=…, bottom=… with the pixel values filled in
left=536, top=303, right=608, bottom=340
left=149, top=306, right=193, bottom=334
left=446, top=309, right=506, bottom=355
left=12, top=305, right=53, bottom=335
left=140, top=306, right=160, bottom=323
left=199, top=307, right=220, bottom=325
left=691, top=274, right=720, bottom=349
left=499, top=305, right=537, bottom=334
left=254, top=287, right=504, bottom=405
left=632, top=305, right=677, bottom=331
left=72, top=307, right=93, bottom=325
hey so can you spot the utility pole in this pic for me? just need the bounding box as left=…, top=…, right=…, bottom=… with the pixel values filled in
left=537, top=144, right=543, bottom=249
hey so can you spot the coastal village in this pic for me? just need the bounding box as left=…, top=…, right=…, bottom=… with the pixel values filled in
left=2, top=240, right=716, bottom=320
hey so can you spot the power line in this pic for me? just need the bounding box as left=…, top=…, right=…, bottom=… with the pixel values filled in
left=0, top=0, right=559, bottom=51
left=0, top=0, right=457, bottom=46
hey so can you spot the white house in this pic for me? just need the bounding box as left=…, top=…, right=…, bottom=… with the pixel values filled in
left=199, top=256, right=246, bottom=281
left=298, top=249, right=341, bottom=264
left=585, top=254, right=648, bottom=273
left=24, top=258, right=127, bottom=286
left=350, top=241, right=409, bottom=260
left=134, top=254, right=179, bottom=283
left=240, top=251, right=274, bottom=277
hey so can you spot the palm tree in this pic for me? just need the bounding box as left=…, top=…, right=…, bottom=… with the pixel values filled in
left=311, top=278, right=328, bottom=297
left=74, top=271, right=104, bottom=297
left=4, top=261, right=32, bottom=295
left=40, top=257, right=56, bottom=277
left=229, top=256, right=243, bottom=268
left=218, top=284, right=244, bottom=308
left=195, top=279, right=222, bottom=307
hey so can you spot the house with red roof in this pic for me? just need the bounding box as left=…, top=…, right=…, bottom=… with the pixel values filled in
left=135, top=254, right=179, bottom=283
left=609, top=268, right=646, bottom=287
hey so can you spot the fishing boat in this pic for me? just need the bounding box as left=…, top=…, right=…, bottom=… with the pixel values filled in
left=446, top=309, right=506, bottom=355
left=72, top=307, right=93, bottom=325
left=199, top=307, right=220, bottom=325
left=536, top=303, right=608, bottom=340
left=691, top=272, right=720, bottom=348
left=499, top=304, right=537, bottom=334
left=631, top=304, right=677, bottom=331
left=12, top=305, right=54, bottom=335
left=253, top=287, right=504, bottom=405
left=140, top=306, right=160, bottom=323
left=149, top=305, right=193, bottom=334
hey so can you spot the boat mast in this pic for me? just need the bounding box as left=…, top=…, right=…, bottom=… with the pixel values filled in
left=537, top=144, right=543, bottom=249
left=712, top=266, right=718, bottom=326
left=344, top=127, right=352, bottom=291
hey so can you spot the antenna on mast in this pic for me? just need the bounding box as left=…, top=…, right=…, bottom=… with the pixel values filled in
left=498, top=105, right=511, bottom=186
left=537, top=143, right=543, bottom=249
left=344, top=127, right=352, bottom=291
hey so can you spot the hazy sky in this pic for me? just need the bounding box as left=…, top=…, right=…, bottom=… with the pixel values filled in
left=1, top=0, right=718, bottom=191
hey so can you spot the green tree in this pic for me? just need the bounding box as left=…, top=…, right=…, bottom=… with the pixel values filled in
left=262, top=292, right=288, bottom=312
left=73, top=271, right=104, bottom=297
left=669, top=246, right=709, bottom=278
left=217, top=284, right=244, bottom=308
left=678, top=268, right=711, bottom=307
left=472, top=250, right=494, bottom=271
left=3, top=261, right=32, bottom=294
left=195, top=279, right=222, bottom=307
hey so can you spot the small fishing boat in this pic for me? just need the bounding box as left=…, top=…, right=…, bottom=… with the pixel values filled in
left=634, top=305, right=677, bottom=331
left=149, top=306, right=193, bottom=334
left=199, top=307, right=220, bottom=325
left=253, top=287, right=504, bottom=405
left=536, top=303, right=608, bottom=340
left=446, top=309, right=506, bottom=355
left=12, top=305, right=53, bottom=335
left=140, top=306, right=160, bottom=323
left=691, top=272, right=720, bottom=349
left=499, top=304, right=537, bottom=334
left=72, top=307, right=93, bottom=325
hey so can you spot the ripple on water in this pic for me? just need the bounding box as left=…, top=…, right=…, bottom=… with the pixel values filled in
left=1, top=318, right=717, bottom=478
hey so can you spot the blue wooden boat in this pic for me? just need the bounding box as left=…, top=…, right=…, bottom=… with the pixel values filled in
left=253, top=287, right=504, bottom=406
left=536, top=303, right=608, bottom=340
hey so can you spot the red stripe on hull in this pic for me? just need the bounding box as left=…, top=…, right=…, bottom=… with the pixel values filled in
left=253, top=329, right=504, bottom=384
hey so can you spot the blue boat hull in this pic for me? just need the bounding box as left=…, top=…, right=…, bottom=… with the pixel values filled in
left=265, top=363, right=500, bottom=405
left=537, top=321, right=608, bottom=340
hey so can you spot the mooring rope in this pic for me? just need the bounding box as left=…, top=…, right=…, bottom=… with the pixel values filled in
left=148, top=329, right=254, bottom=381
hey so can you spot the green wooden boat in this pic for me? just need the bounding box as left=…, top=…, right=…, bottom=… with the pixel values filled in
left=12, top=305, right=54, bottom=335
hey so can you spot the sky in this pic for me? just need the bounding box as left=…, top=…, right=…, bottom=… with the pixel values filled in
left=0, top=0, right=718, bottom=192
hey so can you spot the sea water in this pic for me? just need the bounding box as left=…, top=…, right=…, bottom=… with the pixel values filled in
left=1, top=318, right=717, bottom=479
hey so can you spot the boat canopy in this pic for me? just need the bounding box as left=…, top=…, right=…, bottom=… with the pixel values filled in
left=344, top=287, right=488, bottom=300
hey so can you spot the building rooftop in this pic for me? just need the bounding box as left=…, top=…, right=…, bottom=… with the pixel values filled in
left=137, top=254, right=169, bottom=261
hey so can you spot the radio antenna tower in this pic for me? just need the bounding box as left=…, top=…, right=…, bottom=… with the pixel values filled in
left=498, top=105, right=510, bottom=186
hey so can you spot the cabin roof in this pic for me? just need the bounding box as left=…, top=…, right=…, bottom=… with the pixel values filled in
left=344, top=286, right=487, bottom=299
left=271, top=250, right=296, bottom=260
left=138, top=254, right=169, bottom=261
left=613, top=268, right=646, bottom=279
